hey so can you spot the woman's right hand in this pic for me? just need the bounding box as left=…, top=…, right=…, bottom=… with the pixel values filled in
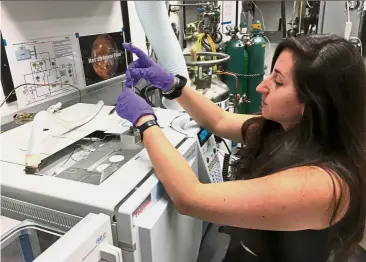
left=122, top=43, right=175, bottom=92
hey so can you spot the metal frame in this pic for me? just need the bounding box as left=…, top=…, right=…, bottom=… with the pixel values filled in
left=120, top=1, right=133, bottom=65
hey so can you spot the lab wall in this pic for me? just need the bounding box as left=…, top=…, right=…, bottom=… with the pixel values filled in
left=1, top=1, right=123, bottom=42
left=127, top=1, right=148, bottom=57
left=321, top=1, right=362, bottom=37
left=251, top=1, right=296, bottom=32
left=1, top=1, right=145, bottom=127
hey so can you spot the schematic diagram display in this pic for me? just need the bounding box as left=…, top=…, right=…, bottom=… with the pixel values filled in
left=6, top=35, right=85, bottom=109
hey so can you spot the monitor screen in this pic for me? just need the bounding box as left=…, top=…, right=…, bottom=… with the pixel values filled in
left=197, top=128, right=212, bottom=147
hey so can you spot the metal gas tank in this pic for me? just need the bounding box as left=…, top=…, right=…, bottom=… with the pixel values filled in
left=193, top=79, right=230, bottom=110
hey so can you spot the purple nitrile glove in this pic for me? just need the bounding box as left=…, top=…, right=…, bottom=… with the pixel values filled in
left=124, top=68, right=134, bottom=89
left=116, top=87, right=156, bottom=127
left=122, top=43, right=175, bottom=92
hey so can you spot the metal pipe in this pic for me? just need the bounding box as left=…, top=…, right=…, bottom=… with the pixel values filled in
left=184, top=52, right=230, bottom=67
left=182, top=1, right=187, bottom=48
left=235, top=1, right=239, bottom=27
left=298, top=0, right=305, bottom=34
left=178, top=1, right=185, bottom=48
left=215, top=71, right=239, bottom=113
left=281, top=1, right=287, bottom=38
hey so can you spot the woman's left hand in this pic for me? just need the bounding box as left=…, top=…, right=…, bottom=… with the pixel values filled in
left=116, top=82, right=156, bottom=126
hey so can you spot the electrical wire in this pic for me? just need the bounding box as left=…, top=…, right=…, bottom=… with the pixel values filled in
left=357, top=37, right=363, bottom=55
left=0, top=82, right=82, bottom=107
left=222, top=152, right=231, bottom=181
left=169, top=113, right=197, bottom=138
left=59, top=132, right=114, bottom=171
left=214, top=135, right=231, bottom=154
left=221, top=139, right=231, bottom=154
left=299, top=0, right=304, bottom=34
left=263, top=35, right=271, bottom=59
left=291, top=0, right=297, bottom=28
left=350, top=36, right=363, bottom=55
left=252, top=1, right=266, bottom=31
left=60, top=147, right=77, bottom=167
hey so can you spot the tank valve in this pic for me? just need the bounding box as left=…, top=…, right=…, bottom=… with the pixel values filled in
left=239, top=94, right=251, bottom=104
left=190, top=48, right=198, bottom=62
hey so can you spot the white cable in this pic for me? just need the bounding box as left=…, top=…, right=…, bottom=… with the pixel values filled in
left=350, top=36, right=363, bottom=55
left=299, top=0, right=304, bottom=34
left=358, top=37, right=363, bottom=55
left=54, top=101, right=104, bottom=123
left=216, top=147, right=229, bottom=156
left=344, top=1, right=352, bottom=40
left=58, top=101, right=104, bottom=135
left=252, top=1, right=265, bottom=31
left=291, top=1, right=297, bottom=28
left=263, top=35, right=271, bottom=57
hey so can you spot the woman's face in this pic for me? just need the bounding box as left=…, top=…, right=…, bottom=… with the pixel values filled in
left=256, top=49, right=304, bottom=130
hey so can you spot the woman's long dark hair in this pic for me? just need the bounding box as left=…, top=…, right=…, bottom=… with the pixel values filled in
left=232, top=35, right=366, bottom=261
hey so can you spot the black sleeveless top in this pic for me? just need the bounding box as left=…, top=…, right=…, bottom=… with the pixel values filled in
left=222, top=227, right=331, bottom=262
left=221, top=122, right=343, bottom=262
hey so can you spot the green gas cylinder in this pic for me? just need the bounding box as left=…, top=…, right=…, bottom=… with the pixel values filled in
left=239, top=20, right=248, bottom=35
left=224, top=30, right=248, bottom=114
left=245, top=19, right=266, bottom=114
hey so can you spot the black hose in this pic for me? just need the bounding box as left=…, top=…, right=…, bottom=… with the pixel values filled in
left=222, top=139, right=231, bottom=155
left=201, top=37, right=213, bottom=51
left=214, top=135, right=231, bottom=154
left=222, top=153, right=231, bottom=181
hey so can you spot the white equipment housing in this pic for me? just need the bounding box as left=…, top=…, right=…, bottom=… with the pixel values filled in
left=1, top=103, right=204, bottom=262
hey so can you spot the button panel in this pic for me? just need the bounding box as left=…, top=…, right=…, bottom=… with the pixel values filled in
left=207, top=154, right=223, bottom=183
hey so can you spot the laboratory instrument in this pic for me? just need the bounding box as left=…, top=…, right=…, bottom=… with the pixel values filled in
left=1, top=103, right=206, bottom=262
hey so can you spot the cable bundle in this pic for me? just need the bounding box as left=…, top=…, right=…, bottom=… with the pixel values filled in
left=222, top=153, right=231, bottom=181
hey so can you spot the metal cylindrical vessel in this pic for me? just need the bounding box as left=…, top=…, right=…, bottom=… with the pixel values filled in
left=245, top=20, right=265, bottom=114
left=225, top=34, right=248, bottom=114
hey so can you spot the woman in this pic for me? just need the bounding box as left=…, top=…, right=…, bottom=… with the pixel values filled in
left=116, top=35, right=366, bottom=262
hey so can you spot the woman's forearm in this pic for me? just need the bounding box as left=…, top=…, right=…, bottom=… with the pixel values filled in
left=139, top=120, right=200, bottom=210
left=176, top=86, right=225, bottom=133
